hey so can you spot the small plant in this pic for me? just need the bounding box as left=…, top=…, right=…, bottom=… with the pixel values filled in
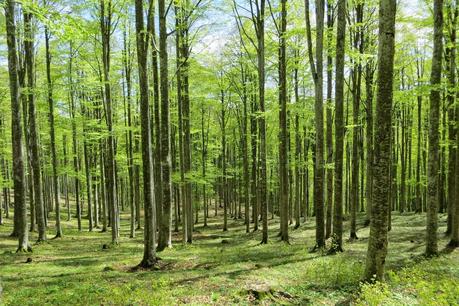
left=356, top=281, right=391, bottom=306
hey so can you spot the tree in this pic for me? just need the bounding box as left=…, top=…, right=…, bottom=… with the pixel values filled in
left=325, top=0, right=334, bottom=239
left=100, top=0, right=119, bottom=244
left=135, top=0, right=157, bottom=267
left=364, top=0, right=396, bottom=281
left=425, top=0, right=443, bottom=257
left=234, top=0, right=268, bottom=243
left=158, top=0, right=173, bottom=250
left=349, top=2, right=364, bottom=241
left=305, top=0, right=325, bottom=250
left=331, top=0, right=346, bottom=253
left=5, top=0, right=30, bottom=252
left=445, top=0, right=457, bottom=236
left=44, top=1, right=62, bottom=238
left=278, top=0, right=289, bottom=242
left=24, top=2, right=47, bottom=242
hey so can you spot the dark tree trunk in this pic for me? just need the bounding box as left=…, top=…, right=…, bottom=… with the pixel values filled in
left=44, top=21, right=61, bottom=238
left=5, top=0, right=30, bottom=252
left=135, top=0, right=157, bottom=267
left=24, top=8, right=47, bottom=242
left=306, top=0, right=325, bottom=249
left=331, top=0, right=346, bottom=253
left=325, top=0, right=334, bottom=239
left=278, top=0, right=289, bottom=242
left=100, top=0, right=119, bottom=244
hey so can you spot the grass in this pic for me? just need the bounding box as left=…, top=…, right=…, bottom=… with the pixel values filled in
left=0, top=207, right=458, bottom=305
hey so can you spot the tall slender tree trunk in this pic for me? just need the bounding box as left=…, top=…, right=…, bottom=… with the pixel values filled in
left=251, top=91, right=258, bottom=230
left=364, top=62, right=375, bottom=226
left=68, top=43, right=81, bottom=232
left=5, top=0, right=30, bottom=252
left=24, top=7, right=47, bottom=242
left=100, top=0, right=119, bottom=244
left=158, top=0, right=173, bottom=250
left=44, top=20, right=62, bottom=238
left=135, top=0, right=157, bottom=267
left=448, top=0, right=459, bottom=247
left=83, top=131, right=93, bottom=231
left=240, top=68, right=250, bottom=233
left=331, top=0, right=346, bottom=253
left=279, top=0, right=289, bottom=242
left=151, top=3, right=163, bottom=242
left=446, top=2, right=457, bottom=236
left=426, top=0, right=443, bottom=257
left=306, top=0, right=325, bottom=249
left=325, top=0, right=334, bottom=239
left=221, top=90, right=228, bottom=232
left=350, top=3, right=363, bottom=240
left=123, top=24, right=136, bottom=238
left=364, top=0, right=396, bottom=281
left=294, top=50, right=302, bottom=229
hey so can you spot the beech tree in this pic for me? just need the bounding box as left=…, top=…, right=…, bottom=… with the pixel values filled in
left=305, top=0, right=325, bottom=250
left=135, top=0, right=157, bottom=267
left=364, top=0, right=396, bottom=281
left=331, top=0, right=346, bottom=253
left=0, top=1, right=456, bottom=301
left=425, top=0, right=443, bottom=257
left=5, top=0, right=30, bottom=252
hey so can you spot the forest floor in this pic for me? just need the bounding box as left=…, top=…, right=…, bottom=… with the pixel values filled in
left=0, top=208, right=458, bottom=305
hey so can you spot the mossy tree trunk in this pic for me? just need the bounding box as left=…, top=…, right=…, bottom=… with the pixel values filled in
left=425, top=0, right=443, bottom=257
left=364, top=0, right=396, bottom=281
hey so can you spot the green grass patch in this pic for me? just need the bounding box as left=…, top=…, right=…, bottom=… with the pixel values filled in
left=0, top=209, right=457, bottom=305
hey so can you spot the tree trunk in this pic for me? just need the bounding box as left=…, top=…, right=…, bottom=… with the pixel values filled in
left=158, top=0, right=173, bottom=250
left=100, top=0, right=119, bottom=244
left=278, top=0, right=289, bottom=242
left=364, top=0, right=396, bottom=281
left=44, top=20, right=61, bottom=238
left=5, top=0, right=30, bottom=252
left=425, top=0, right=443, bottom=257
left=364, top=62, right=375, bottom=226
left=331, top=0, right=346, bottom=253
left=325, top=0, right=334, bottom=239
left=24, top=7, right=47, bottom=242
left=305, top=0, right=325, bottom=249
left=446, top=2, right=457, bottom=236
left=135, top=0, right=157, bottom=267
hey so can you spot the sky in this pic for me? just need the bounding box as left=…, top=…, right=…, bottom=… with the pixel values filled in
left=194, top=0, right=430, bottom=59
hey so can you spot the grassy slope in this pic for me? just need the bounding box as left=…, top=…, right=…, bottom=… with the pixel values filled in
left=0, top=210, right=458, bottom=305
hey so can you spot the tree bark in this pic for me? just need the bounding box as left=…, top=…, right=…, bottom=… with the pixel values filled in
left=331, top=0, right=346, bottom=253
left=364, top=0, right=396, bottom=281
left=100, top=0, right=119, bottom=244
left=44, top=19, right=62, bottom=238
left=279, top=0, right=289, bottom=242
left=24, top=6, right=47, bottom=242
left=158, top=0, right=173, bottom=250
left=135, top=0, right=157, bottom=267
left=425, top=0, right=443, bottom=257
left=5, top=0, right=30, bottom=252
left=305, top=0, right=325, bottom=249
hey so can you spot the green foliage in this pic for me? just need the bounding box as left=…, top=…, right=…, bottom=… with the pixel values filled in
left=356, top=255, right=459, bottom=306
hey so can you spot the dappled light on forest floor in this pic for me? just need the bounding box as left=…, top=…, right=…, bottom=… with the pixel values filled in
left=1, top=211, right=457, bottom=305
